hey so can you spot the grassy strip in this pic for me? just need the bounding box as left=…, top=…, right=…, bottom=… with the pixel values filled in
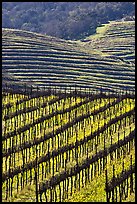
left=3, top=133, right=134, bottom=202
left=64, top=148, right=135, bottom=202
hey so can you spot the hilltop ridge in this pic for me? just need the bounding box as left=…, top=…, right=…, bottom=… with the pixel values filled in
left=2, top=20, right=135, bottom=93
left=2, top=2, right=135, bottom=40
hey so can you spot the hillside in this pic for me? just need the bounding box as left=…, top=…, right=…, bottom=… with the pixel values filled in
left=2, top=12, right=135, bottom=203
left=2, top=2, right=135, bottom=40
left=2, top=81, right=135, bottom=202
left=2, top=20, right=135, bottom=93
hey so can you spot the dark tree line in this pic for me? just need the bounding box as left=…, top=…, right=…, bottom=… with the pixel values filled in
left=2, top=2, right=135, bottom=40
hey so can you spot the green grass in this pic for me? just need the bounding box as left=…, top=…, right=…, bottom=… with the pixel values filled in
left=64, top=149, right=135, bottom=202
left=2, top=92, right=135, bottom=202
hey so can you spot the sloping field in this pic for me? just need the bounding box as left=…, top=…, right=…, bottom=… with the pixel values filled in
left=2, top=90, right=135, bottom=202
left=2, top=20, right=135, bottom=92
left=2, top=20, right=135, bottom=202
left=79, top=21, right=135, bottom=63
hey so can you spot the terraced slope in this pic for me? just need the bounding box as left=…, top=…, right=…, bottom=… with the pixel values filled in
left=79, top=20, right=135, bottom=64
left=2, top=20, right=135, bottom=92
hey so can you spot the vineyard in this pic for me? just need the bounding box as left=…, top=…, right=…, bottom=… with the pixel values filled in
left=2, top=20, right=135, bottom=92
left=2, top=85, right=135, bottom=202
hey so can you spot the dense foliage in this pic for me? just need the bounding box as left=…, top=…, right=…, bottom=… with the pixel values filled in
left=2, top=2, right=135, bottom=40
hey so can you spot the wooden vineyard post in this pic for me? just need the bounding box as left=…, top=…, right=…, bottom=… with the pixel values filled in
left=50, top=187, right=53, bottom=202
left=35, top=146, right=38, bottom=202
left=66, top=178, right=69, bottom=199
left=62, top=180, right=65, bottom=201
left=78, top=171, right=81, bottom=191
left=82, top=168, right=84, bottom=187
left=21, top=134, right=24, bottom=190
left=12, top=136, right=15, bottom=169
left=42, top=163, right=44, bottom=181
left=75, top=126, right=78, bottom=166
left=40, top=192, right=43, bottom=202
left=130, top=155, right=133, bottom=194
left=64, top=179, right=67, bottom=200
left=70, top=170, right=73, bottom=196
left=103, top=133, right=106, bottom=161
left=115, top=183, right=118, bottom=202
left=110, top=133, right=113, bottom=162
left=112, top=165, right=115, bottom=202
left=105, top=169, right=109, bottom=202
left=59, top=183, right=62, bottom=202
left=15, top=173, right=19, bottom=193
left=11, top=177, right=14, bottom=198
left=62, top=152, right=65, bottom=169
left=54, top=186, right=57, bottom=202
left=84, top=128, right=86, bottom=155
